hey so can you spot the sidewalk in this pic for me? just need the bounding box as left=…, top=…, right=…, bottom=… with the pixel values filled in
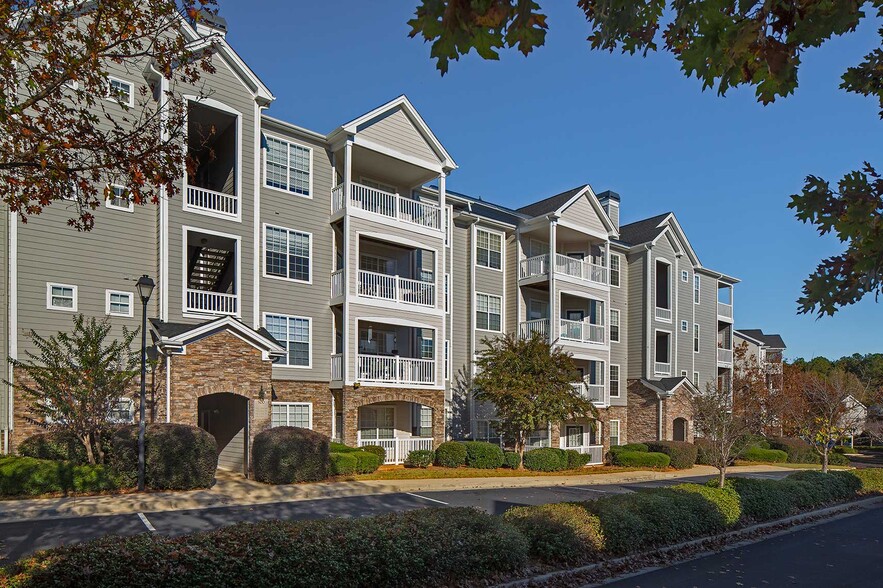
left=0, top=464, right=796, bottom=523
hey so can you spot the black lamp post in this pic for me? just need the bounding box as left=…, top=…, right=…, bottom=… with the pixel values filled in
left=135, top=275, right=155, bottom=492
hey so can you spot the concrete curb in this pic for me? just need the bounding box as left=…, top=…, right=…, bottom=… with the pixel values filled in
left=0, top=464, right=798, bottom=523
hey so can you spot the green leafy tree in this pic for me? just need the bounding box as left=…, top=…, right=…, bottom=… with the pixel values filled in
left=1, top=0, right=218, bottom=230
left=409, top=1, right=883, bottom=314
left=472, top=332, right=598, bottom=468
left=7, top=315, right=140, bottom=464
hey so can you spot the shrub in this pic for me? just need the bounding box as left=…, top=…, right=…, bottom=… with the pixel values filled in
left=740, top=447, right=788, bottom=463
left=727, top=477, right=793, bottom=521
left=787, top=470, right=861, bottom=502
left=672, top=483, right=742, bottom=527
left=1, top=508, right=529, bottom=587
left=18, top=431, right=88, bottom=464
left=566, top=449, right=592, bottom=469
left=251, top=426, right=329, bottom=484
left=329, top=441, right=354, bottom=453
left=109, top=424, right=217, bottom=490
left=834, top=445, right=857, bottom=455
left=434, top=441, right=467, bottom=468
left=349, top=450, right=381, bottom=474
left=694, top=438, right=717, bottom=465
left=504, top=502, right=604, bottom=564
left=646, top=441, right=698, bottom=469
left=359, top=444, right=387, bottom=463
left=854, top=468, right=883, bottom=494
left=462, top=441, right=504, bottom=469
left=503, top=451, right=521, bottom=469
left=523, top=447, right=568, bottom=472
left=828, top=452, right=850, bottom=466
left=611, top=442, right=649, bottom=453
left=404, top=449, right=434, bottom=468
left=610, top=450, right=670, bottom=469
left=0, top=456, right=118, bottom=496
left=329, top=452, right=358, bottom=476
left=769, top=437, right=818, bottom=464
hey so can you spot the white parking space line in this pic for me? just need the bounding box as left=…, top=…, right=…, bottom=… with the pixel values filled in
left=404, top=492, right=449, bottom=505
left=137, top=512, right=157, bottom=532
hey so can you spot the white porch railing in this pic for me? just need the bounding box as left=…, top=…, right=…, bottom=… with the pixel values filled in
left=717, top=348, right=733, bottom=364
left=357, top=354, right=435, bottom=385
left=571, top=380, right=606, bottom=404
left=655, top=307, right=672, bottom=322
left=654, top=361, right=672, bottom=376
left=718, top=302, right=733, bottom=320
left=358, top=270, right=435, bottom=307
left=333, top=182, right=441, bottom=230
left=186, top=186, right=238, bottom=218
left=568, top=445, right=604, bottom=465
left=554, top=254, right=607, bottom=285
left=331, top=269, right=344, bottom=298
left=331, top=354, right=343, bottom=381
left=519, top=318, right=549, bottom=340
left=358, top=436, right=434, bottom=465
left=185, top=289, right=238, bottom=315
left=520, top=254, right=550, bottom=279
left=559, top=319, right=605, bottom=345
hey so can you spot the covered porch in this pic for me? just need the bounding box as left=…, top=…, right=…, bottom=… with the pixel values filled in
left=355, top=401, right=436, bottom=464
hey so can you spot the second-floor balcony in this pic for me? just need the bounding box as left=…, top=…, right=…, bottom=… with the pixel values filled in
left=559, top=318, right=605, bottom=345
left=519, top=253, right=607, bottom=286
left=358, top=270, right=435, bottom=307
left=655, top=362, right=672, bottom=376
left=655, top=307, right=672, bottom=322
left=333, top=182, right=441, bottom=230
left=357, top=354, right=435, bottom=385
left=186, top=186, right=238, bottom=218
left=571, top=379, right=606, bottom=404
left=717, top=347, right=734, bottom=365
left=718, top=302, right=733, bottom=321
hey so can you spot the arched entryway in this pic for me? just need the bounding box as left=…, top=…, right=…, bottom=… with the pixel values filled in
left=198, top=392, right=249, bottom=475
left=673, top=417, right=688, bottom=442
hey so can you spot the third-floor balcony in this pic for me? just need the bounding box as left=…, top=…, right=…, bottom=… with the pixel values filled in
left=559, top=318, right=606, bottom=345
left=519, top=253, right=608, bottom=286
left=185, top=100, right=239, bottom=220
left=718, top=302, right=733, bottom=322
left=358, top=270, right=435, bottom=307
left=332, top=182, right=441, bottom=230
left=717, top=347, right=733, bottom=365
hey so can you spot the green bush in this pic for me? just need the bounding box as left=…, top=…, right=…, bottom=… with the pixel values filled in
left=18, top=431, right=88, bottom=464
left=787, top=470, right=861, bottom=502
left=834, top=445, right=858, bottom=455
left=359, top=444, right=387, bottom=463
left=1, top=508, right=529, bottom=587
left=329, top=441, right=354, bottom=453
left=349, top=450, right=381, bottom=474
left=251, top=426, right=329, bottom=484
left=503, top=451, right=521, bottom=469
left=743, top=434, right=771, bottom=450
left=646, top=441, right=698, bottom=469
left=694, top=438, right=716, bottom=465
left=329, top=452, right=358, bottom=476
left=610, top=450, right=670, bottom=468
left=504, top=502, right=604, bottom=564
left=404, top=449, right=434, bottom=468
left=611, top=442, right=649, bottom=453
left=566, top=449, right=592, bottom=469
left=434, top=441, right=467, bottom=468
left=854, top=468, right=883, bottom=494
left=109, top=424, right=217, bottom=490
left=828, top=451, right=850, bottom=466
left=0, top=456, right=118, bottom=496
left=769, top=437, right=818, bottom=464
left=523, top=447, right=568, bottom=472
left=462, top=441, right=504, bottom=469
left=727, top=477, right=793, bottom=521
left=740, top=447, right=788, bottom=463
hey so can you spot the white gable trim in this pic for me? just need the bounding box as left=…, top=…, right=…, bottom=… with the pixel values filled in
left=152, top=316, right=286, bottom=358
left=555, top=186, right=619, bottom=238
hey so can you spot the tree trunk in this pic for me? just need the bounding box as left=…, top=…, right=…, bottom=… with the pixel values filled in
left=822, top=448, right=829, bottom=473
left=82, top=433, right=96, bottom=465
left=93, top=431, right=105, bottom=465
left=718, top=465, right=727, bottom=488
left=517, top=433, right=526, bottom=470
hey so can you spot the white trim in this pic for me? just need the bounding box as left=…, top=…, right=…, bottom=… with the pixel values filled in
left=681, top=269, right=689, bottom=282
left=609, top=253, right=622, bottom=288
left=609, top=308, right=620, bottom=343
left=263, top=312, right=313, bottom=369
left=609, top=364, right=621, bottom=398
left=106, top=76, right=134, bottom=108
left=262, top=223, right=313, bottom=285
left=7, top=210, right=17, bottom=439
left=474, top=291, right=503, bottom=333
left=694, top=274, right=701, bottom=304
left=681, top=320, right=689, bottom=332
left=181, top=225, right=242, bottom=319
left=105, top=184, right=134, bottom=213
left=158, top=72, right=169, bottom=322
left=693, top=371, right=700, bottom=387
left=153, top=315, right=285, bottom=356
left=475, top=227, right=504, bottom=272
left=105, top=290, right=134, bottom=318
left=694, top=323, right=701, bottom=354
left=254, top=102, right=264, bottom=328
left=609, top=419, right=621, bottom=446
left=270, top=401, right=313, bottom=429
left=46, top=282, right=77, bottom=312
left=262, top=132, right=314, bottom=199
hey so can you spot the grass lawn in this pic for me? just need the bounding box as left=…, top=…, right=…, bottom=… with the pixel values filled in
left=339, top=465, right=644, bottom=481
left=734, top=460, right=851, bottom=470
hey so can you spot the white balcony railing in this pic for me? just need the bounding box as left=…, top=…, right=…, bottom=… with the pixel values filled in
left=331, top=353, right=343, bottom=381
left=520, top=254, right=550, bottom=279
left=655, top=307, right=672, bottom=322
left=185, top=186, right=238, bottom=218
left=185, top=289, right=238, bottom=316
left=654, top=361, right=672, bottom=376
left=357, top=270, right=435, bottom=307
left=718, top=302, right=733, bottom=320
left=331, top=269, right=344, bottom=298
left=554, top=254, right=608, bottom=285
left=571, top=380, right=606, bottom=404
left=566, top=445, right=604, bottom=465
left=357, top=354, right=435, bottom=385
left=519, top=318, right=550, bottom=340
left=357, top=435, right=434, bottom=465
left=717, top=348, right=733, bottom=364
left=333, top=182, right=441, bottom=230
left=559, top=319, right=606, bottom=345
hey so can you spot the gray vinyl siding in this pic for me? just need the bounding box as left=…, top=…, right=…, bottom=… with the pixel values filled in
left=609, top=247, right=628, bottom=406
left=694, top=270, right=721, bottom=391
left=505, top=234, right=518, bottom=332
left=447, top=214, right=473, bottom=436
left=558, top=196, right=607, bottom=236
left=626, top=251, right=646, bottom=379
left=648, top=236, right=677, bottom=374
left=473, top=223, right=507, bottom=354
left=1, top=208, right=7, bottom=432
left=356, top=107, right=439, bottom=164
left=259, top=121, right=335, bottom=382
left=675, top=259, right=695, bottom=378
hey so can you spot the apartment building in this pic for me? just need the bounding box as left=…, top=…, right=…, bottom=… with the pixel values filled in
left=734, top=329, right=787, bottom=393
left=0, top=13, right=738, bottom=470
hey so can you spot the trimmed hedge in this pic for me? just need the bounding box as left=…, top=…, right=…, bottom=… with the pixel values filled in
left=611, top=443, right=649, bottom=453
left=740, top=447, right=788, bottom=463
left=359, top=444, right=387, bottom=463
left=434, top=441, right=467, bottom=468
left=523, top=448, right=568, bottom=472
left=566, top=449, right=592, bottom=469
left=646, top=441, right=698, bottom=469
left=834, top=445, right=858, bottom=455
left=18, top=432, right=88, bottom=464
left=329, top=452, right=358, bottom=476
left=854, top=468, right=883, bottom=494
left=252, top=427, right=329, bottom=484
left=350, top=451, right=381, bottom=474
left=0, top=456, right=118, bottom=497
left=1, top=507, right=529, bottom=587
left=727, top=470, right=865, bottom=522
left=462, top=441, right=504, bottom=469
left=504, top=502, right=604, bottom=564
left=109, top=424, right=217, bottom=490
left=610, top=450, right=670, bottom=469
left=768, top=437, right=818, bottom=464
left=404, top=450, right=434, bottom=468
left=503, top=451, right=521, bottom=469
left=727, top=477, right=794, bottom=521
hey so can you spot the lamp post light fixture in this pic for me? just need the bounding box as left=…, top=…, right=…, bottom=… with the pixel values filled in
left=135, top=275, right=155, bottom=492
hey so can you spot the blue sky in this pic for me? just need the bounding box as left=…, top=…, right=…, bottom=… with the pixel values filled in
left=220, top=1, right=881, bottom=360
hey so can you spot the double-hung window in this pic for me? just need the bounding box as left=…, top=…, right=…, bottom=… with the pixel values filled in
left=694, top=324, right=700, bottom=353
left=609, top=309, right=620, bottom=342
left=476, top=229, right=502, bottom=269
left=476, top=293, right=502, bottom=331
left=609, top=364, right=620, bottom=397
left=609, top=420, right=621, bottom=446
left=106, top=290, right=133, bottom=317
left=265, top=137, right=311, bottom=196
left=271, top=402, right=312, bottom=428
left=265, top=226, right=310, bottom=282
left=47, top=283, right=77, bottom=311
left=106, top=184, right=133, bottom=212
left=609, top=254, right=621, bottom=287
left=107, top=77, right=134, bottom=107
left=266, top=314, right=311, bottom=367
left=693, top=274, right=701, bottom=304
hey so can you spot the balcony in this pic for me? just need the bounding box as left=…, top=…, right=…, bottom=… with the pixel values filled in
left=331, top=269, right=344, bottom=299
left=357, top=435, right=434, bottom=465
left=186, top=100, right=238, bottom=220
left=518, top=319, right=550, bottom=340
left=654, top=362, right=672, bottom=376
left=559, top=319, right=605, bottom=345
left=718, top=302, right=733, bottom=321
left=571, top=379, right=607, bottom=404
left=519, top=254, right=550, bottom=279
left=358, top=270, right=435, bottom=307
left=655, top=307, right=672, bottom=322
left=186, top=289, right=238, bottom=316
left=331, top=353, right=343, bottom=381
left=333, top=182, right=441, bottom=230
left=186, top=186, right=238, bottom=219
left=717, top=348, right=733, bottom=365
left=357, top=354, right=435, bottom=385
left=518, top=253, right=607, bottom=286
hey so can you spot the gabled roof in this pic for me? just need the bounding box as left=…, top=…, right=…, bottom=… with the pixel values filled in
left=444, top=188, right=525, bottom=227
left=618, top=213, right=671, bottom=246
left=640, top=376, right=701, bottom=397
left=516, top=185, right=618, bottom=236
left=150, top=317, right=285, bottom=357
left=735, top=329, right=787, bottom=350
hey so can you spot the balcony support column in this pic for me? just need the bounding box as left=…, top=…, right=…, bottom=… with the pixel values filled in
left=548, top=215, right=558, bottom=343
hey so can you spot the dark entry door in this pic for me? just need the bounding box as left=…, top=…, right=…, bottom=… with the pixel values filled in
left=197, top=393, right=249, bottom=475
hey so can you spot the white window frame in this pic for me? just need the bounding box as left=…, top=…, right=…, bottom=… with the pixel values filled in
left=105, top=290, right=134, bottom=318
left=46, top=283, right=77, bottom=312
left=681, top=370, right=688, bottom=377
left=681, top=269, right=689, bottom=282
left=475, top=292, right=503, bottom=332
left=444, top=340, right=451, bottom=380
left=693, top=371, right=700, bottom=387
left=264, top=313, right=312, bottom=369
left=609, top=419, right=621, bottom=446
left=609, top=309, right=620, bottom=342
left=694, top=324, right=700, bottom=353
left=475, top=228, right=503, bottom=271
left=681, top=320, right=688, bottom=332
left=263, top=134, right=313, bottom=198
left=271, top=402, right=313, bottom=429
left=609, top=364, right=620, bottom=398
left=694, top=274, right=701, bottom=304
left=609, top=253, right=621, bottom=287
left=107, top=397, right=135, bottom=424
left=106, top=76, right=134, bottom=107
left=263, top=224, right=312, bottom=284
left=106, top=184, right=134, bottom=212
left=445, top=272, right=451, bottom=313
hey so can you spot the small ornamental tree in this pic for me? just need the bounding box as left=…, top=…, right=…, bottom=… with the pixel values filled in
left=472, top=332, right=597, bottom=468
left=732, top=341, right=786, bottom=435
left=7, top=315, right=140, bottom=464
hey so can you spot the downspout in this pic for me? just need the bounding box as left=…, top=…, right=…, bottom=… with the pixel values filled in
left=147, top=62, right=169, bottom=323
left=644, top=244, right=652, bottom=379
left=7, top=202, right=17, bottom=452
left=165, top=353, right=171, bottom=423
left=658, top=396, right=663, bottom=440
